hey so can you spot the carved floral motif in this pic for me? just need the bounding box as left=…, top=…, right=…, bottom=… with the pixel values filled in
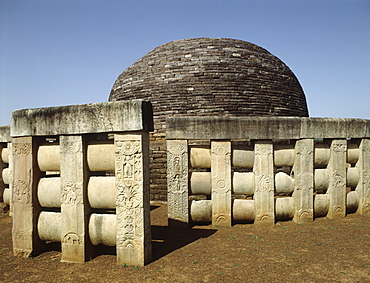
left=255, top=145, right=272, bottom=156
left=115, top=138, right=144, bottom=249
left=333, top=142, right=347, bottom=153
left=13, top=179, right=30, bottom=204
left=13, top=143, right=31, bottom=156
left=333, top=171, right=346, bottom=188
left=256, top=175, right=273, bottom=192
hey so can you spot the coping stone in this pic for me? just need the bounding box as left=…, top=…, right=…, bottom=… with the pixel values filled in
left=11, top=100, right=153, bottom=137
left=0, top=125, right=11, bottom=142
left=166, top=117, right=370, bottom=140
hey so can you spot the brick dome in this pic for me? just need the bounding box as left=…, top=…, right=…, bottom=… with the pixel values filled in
left=109, top=37, right=309, bottom=122
left=109, top=38, right=309, bottom=201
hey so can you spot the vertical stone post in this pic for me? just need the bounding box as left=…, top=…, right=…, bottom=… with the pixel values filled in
left=356, top=138, right=370, bottom=216
left=115, top=133, right=151, bottom=266
left=211, top=141, right=232, bottom=227
left=12, top=137, right=43, bottom=257
left=293, top=139, right=314, bottom=223
left=253, top=141, right=274, bottom=225
left=327, top=139, right=347, bottom=219
left=60, top=135, right=92, bottom=262
left=0, top=143, right=5, bottom=203
left=167, top=140, right=189, bottom=228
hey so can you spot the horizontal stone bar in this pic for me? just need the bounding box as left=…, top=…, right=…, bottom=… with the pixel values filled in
left=87, top=144, right=115, bottom=171
left=347, top=168, right=359, bottom=188
left=190, top=200, right=212, bottom=223
left=38, top=211, right=62, bottom=242
left=0, top=126, right=11, bottom=142
left=11, top=100, right=153, bottom=137
left=314, top=194, right=329, bottom=217
left=232, top=147, right=254, bottom=168
left=3, top=188, right=11, bottom=205
left=166, top=117, right=370, bottom=140
left=37, top=177, right=62, bottom=208
left=314, top=143, right=330, bottom=166
left=190, top=147, right=211, bottom=168
left=1, top=147, right=9, bottom=164
left=275, top=197, right=294, bottom=221
left=233, top=172, right=255, bottom=195
left=2, top=168, right=10, bottom=185
left=314, top=169, right=329, bottom=192
left=233, top=199, right=255, bottom=223
left=275, top=172, right=294, bottom=195
left=190, top=172, right=211, bottom=195
left=346, top=191, right=359, bottom=214
left=274, top=145, right=294, bottom=167
left=347, top=143, right=359, bottom=164
left=87, top=176, right=116, bottom=209
left=89, top=213, right=116, bottom=246
left=38, top=145, right=61, bottom=172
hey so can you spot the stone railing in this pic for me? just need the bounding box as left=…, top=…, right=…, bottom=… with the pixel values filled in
left=166, top=117, right=370, bottom=228
left=0, top=126, right=12, bottom=212
left=11, top=100, right=153, bottom=266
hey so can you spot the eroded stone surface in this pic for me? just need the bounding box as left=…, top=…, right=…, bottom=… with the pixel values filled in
left=211, top=141, right=232, bottom=227
left=327, top=140, right=347, bottom=219
left=293, top=139, right=314, bottom=223
left=115, top=133, right=152, bottom=266
left=167, top=140, right=189, bottom=228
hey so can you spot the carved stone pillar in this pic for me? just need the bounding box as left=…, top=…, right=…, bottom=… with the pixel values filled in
left=293, top=139, right=314, bottom=223
left=115, top=133, right=151, bottom=266
left=167, top=140, right=189, bottom=228
left=60, top=135, right=92, bottom=262
left=327, top=139, right=347, bottom=219
left=253, top=141, right=274, bottom=226
left=0, top=143, right=5, bottom=203
left=12, top=137, right=43, bottom=257
left=356, top=139, right=370, bottom=216
left=211, top=141, right=231, bottom=227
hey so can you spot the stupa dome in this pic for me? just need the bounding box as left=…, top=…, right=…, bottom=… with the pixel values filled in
left=109, top=37, right=309, bottom=125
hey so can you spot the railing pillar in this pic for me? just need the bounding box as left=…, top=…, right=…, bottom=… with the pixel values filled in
left=211, top=141, right=232, bottom=227
left=327, top=139, right=347, bottom=219
left=253, top=141, right=274, bottom=226
left=60, top=135, right=92, bottom=262
left=167, top=139, right=189, bottom=228
left=115, top=133, right=152, bottom=266
left=12, top=137, right=43, bottom=257
left=293, top=139, right=314, bottom=223
left=357, top=138, right=370, bottom=216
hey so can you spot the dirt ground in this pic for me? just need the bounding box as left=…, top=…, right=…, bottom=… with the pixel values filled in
left=1, top=203, right=369, bottom=283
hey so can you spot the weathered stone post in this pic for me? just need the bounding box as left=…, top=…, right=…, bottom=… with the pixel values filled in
left=167, top=140, right=189, bottom=228
left=211, top=141, right=231, bottom=227
left=356, top=138, right=370, bottom=216
left=115, top=133, right=152, bottom=266
left=253, top=141, right=275, bottom=226
left=60, top=135, right=92, bottom=263
left=293, top=139, right=314, bottom=223
left=12, top=136, right=44, bottom=257
left=327, top=139, right=347, bottom=219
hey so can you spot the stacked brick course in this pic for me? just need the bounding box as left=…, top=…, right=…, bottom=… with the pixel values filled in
left=109, top=38, right=309, bottom=201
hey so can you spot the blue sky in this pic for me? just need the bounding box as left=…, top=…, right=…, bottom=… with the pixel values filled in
left=0, top=0, right=369, bottom=125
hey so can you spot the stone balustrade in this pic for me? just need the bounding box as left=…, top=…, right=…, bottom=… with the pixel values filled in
left=10, top=100, right=153, bottom=266
left=0, top=126, right=12, bottom=212
left=166, top=117, right=370, bottom=228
